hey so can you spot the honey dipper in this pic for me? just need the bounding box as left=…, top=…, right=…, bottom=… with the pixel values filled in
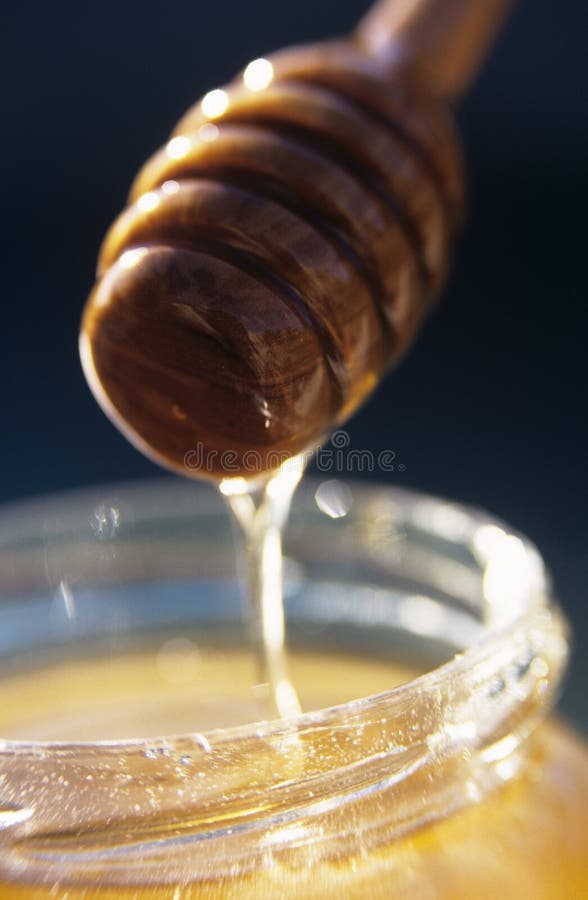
left=80, top=0, right=513, bottom=480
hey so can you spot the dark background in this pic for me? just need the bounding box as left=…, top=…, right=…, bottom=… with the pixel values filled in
left=2, top=1, right=586, bottom=726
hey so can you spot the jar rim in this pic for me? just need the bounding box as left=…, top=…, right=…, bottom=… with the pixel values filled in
left=0, top=479, right=570, bottom=885
left=0, top=477, right=567, bottom=748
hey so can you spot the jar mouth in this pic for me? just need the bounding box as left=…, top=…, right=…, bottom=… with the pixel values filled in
left=0, top=479, right=570, bottom=885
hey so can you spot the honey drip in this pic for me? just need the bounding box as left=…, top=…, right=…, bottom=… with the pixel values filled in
left=220, top=456, right=306, bottom=719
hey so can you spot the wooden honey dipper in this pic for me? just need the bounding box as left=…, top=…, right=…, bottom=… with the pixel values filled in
left=80, top=0, right=513, bottom=480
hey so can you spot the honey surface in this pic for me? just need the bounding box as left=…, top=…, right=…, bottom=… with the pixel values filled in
left=0, top=644, right=419, bottom=741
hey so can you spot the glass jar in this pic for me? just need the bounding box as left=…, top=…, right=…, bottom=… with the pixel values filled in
left=0, top=479, right=586, bottom=898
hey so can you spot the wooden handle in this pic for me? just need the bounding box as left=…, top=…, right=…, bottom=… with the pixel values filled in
left=80, top=0, right=512, bottom=481
left=356, top=0, right=515, bottom=99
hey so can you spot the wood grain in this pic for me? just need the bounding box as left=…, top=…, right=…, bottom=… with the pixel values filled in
left=80, top=2, right=512, bottom=479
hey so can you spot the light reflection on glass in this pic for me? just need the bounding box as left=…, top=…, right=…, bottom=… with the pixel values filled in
left=262, top=822, right=309, bottom=848
left=397, top=594, right=445, bottom=637
left=531, top=657, right=549, bottom=679
left=482, top=532, right=530, bottom=626
left=315, top=479, right=353, bottom=519
left=411, top=500, right=471, bottom=542
left=56, top=579, right=76, bottom=620
left=481, top=733, right=520, bottom=764
left=473, top=524, right=508, bottom=561
left=91, top=504, right=120, bottom=539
